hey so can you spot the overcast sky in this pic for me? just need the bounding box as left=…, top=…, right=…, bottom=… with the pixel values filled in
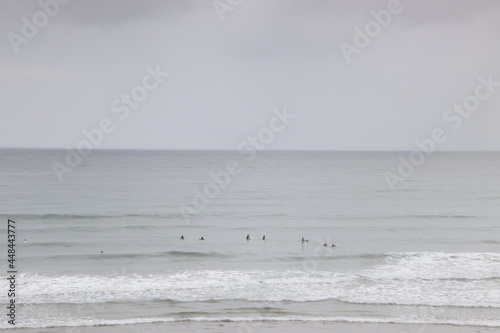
left=1, top=0, right=499, bottom=151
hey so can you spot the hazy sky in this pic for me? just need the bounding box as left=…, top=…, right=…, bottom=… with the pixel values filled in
left=1, top=0, right=500, bottom=150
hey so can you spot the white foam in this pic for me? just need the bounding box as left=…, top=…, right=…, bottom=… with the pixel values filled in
left=11, top=270, right=351, bottom=304
left=2, top=315, right=500, bottom=329
left=339, top=252, right=500, bottom=307
left=363, top=252, right=500, bottom=280
left=2, top=252, right=498, bottom=308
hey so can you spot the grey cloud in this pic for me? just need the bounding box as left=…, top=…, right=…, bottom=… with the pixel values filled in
left=1, top=0, right=500, bottom=150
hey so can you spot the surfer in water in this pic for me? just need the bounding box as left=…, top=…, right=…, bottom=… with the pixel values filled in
left=246, top=234, right=251, bottom=240
left=301, top=237, right=308, bottom=243
left=331, top=244, right=336, bottom=247
left=180, top=235, right=184, bottom=240
left=199, top=236, right=204, bottom=240
left=262, top=235, right=266, bottom=240
left=323, top=243, right=328, bottom=247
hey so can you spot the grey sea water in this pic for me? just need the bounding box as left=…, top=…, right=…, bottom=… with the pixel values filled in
left=1, top=149, right=499, bottom=329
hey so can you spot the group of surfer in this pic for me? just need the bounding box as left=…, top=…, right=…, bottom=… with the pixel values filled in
left=302, top=236, right=336, bottom=247
left=246, top=234, right=265, bottom=240
left=178, top=234, right=336, bottom=247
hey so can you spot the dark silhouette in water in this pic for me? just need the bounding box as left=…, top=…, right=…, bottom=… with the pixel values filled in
left=262, top=235, right=266, bottom=240
left=301, top=237, right=309, bottom=243
left=180, top=235, right=184, bottom=240
left=246, top=234, right=251, bottom=240
left=323, top=243, right=328, bottom=247
left=199, top=237, right=204, bottom=240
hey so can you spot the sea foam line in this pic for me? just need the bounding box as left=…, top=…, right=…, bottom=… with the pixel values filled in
left=2, top=315, right=500, bottom=329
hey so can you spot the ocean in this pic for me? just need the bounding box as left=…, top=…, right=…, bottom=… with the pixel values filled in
left=1, top=149, right=499, bottom=330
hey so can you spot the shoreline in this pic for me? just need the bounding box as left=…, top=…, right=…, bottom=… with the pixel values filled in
left=7, top=322, right=500, bottom=333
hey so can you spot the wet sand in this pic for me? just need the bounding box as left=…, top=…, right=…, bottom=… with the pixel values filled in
left=10, top=322, right=500, bottom=333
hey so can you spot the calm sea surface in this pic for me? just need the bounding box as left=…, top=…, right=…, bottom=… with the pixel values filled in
left=1, top=149, right=499, bottom=329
